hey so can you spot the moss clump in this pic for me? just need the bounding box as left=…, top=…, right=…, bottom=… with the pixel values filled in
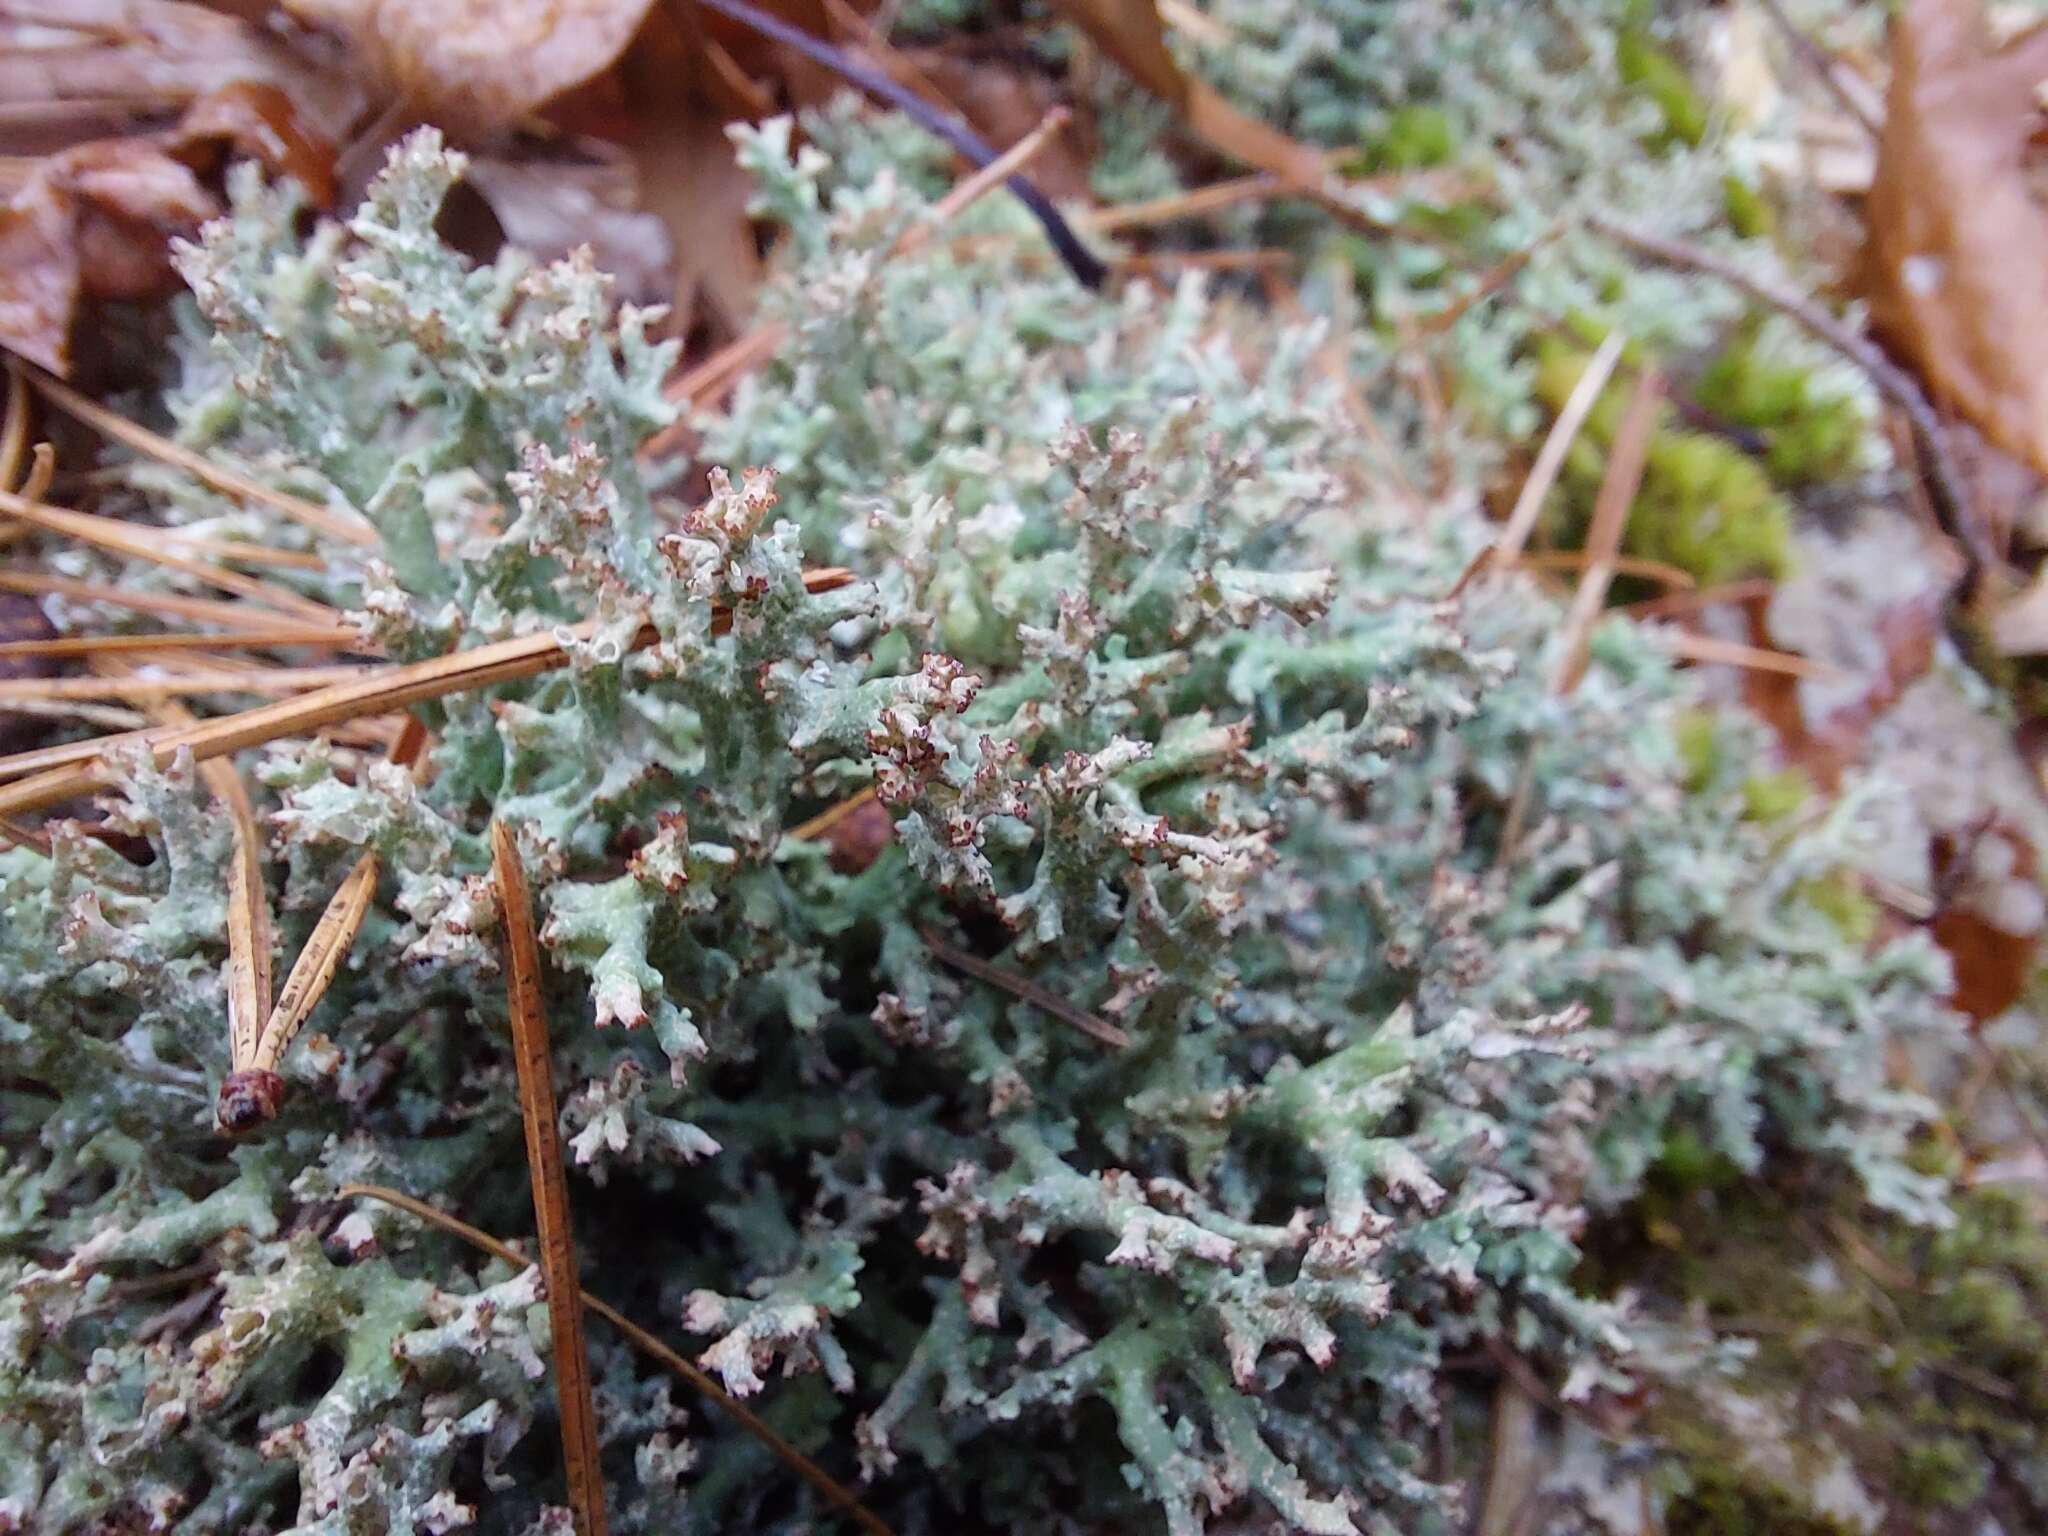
left=1600, top=1174, right=2048, bottom=1531
left=1355, top=104, right=1460, bottom=172
left=1535, top=334, right=1794, bottom=587
left=1739, top=768, right=1811, bottom=825
left=1616, top=12, right=1711, bottom=149
left=1693, top=323, right=1867, bottom=487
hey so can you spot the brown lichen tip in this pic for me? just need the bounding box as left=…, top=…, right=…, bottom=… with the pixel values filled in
left=215, top=1068, right=286, bottom=1136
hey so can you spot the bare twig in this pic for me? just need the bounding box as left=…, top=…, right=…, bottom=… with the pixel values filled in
left=337, top=1183, right=898, bottom=1536
left=492, top=821, right=608, bottom=1536
left=922, top=927, right=1131, bottom=1049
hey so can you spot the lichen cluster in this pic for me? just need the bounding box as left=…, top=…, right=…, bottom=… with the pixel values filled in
left=0, top=96, right=1964, bottom=1536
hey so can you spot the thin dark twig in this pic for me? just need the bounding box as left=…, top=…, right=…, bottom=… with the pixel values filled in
left=921, top=927, right=1131, bottom=1048
left=1588, top=216, right=1988, bottom=580
left=679, top=0, right=1106, bottom=288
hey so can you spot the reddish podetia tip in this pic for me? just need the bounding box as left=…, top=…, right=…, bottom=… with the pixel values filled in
left=215, top=1069, right=286, bottom=1136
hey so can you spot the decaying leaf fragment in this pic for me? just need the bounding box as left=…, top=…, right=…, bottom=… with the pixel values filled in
left=1863, top=0, right=2048, bottom=479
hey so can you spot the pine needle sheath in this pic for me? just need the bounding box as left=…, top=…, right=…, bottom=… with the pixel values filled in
left=214, top=707, right=430, bottom=1134
left=491, top=821, right=609, bottom=1536
left=336, top=1183, right=897, bottom=1536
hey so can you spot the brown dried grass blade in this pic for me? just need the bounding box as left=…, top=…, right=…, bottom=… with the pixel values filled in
left=0, top=364, right=28, bottom=492
left=0, top=665, right=378, bottom=705
left=337, top=1182, right=898, bottom=1536
left=0, top=569, right=855, bottom=818
left=1491, top=330, right=1627, bottom=569
left=922, top=926, right=1131, bottom=1049
left=1618, top=577, right=1775, bottom=621
left=1549, top=369, right=1663, bottom=695
left=1513, top=550, right=1695, bottom=591
left=0, top=570, right=357, bottom=634
left=0, top=486, right=341, bottom=623
left=16, top=442, right=53, bottom=504
left=926, top=107, right=1071, bottom=227
left=491, top=821, right=608, bottom=1536
left=28, top=368, right=378, bottom=548
left=0, top=441, right=59, bottom=550
left=0, top=815, right=51, bottom=856
left=1410, top=222, right=1562, bottom=340
left=0, top=625, right=366, bottom=660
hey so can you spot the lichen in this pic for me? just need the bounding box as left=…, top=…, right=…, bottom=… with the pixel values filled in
left=0, top=103, right=1968, bottom=1536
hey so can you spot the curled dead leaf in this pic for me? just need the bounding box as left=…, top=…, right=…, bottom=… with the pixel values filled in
left=1864, top=0, right=2048, bottom=478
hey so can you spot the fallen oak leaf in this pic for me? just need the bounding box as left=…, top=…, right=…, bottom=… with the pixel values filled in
left=1863, top=0, right=2048, bottom=479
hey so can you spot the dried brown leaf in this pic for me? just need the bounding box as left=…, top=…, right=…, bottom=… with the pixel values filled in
left=465, top=148, right=674, bottom=309
left=0, top=138, right=214, bottom=375
left=1053, top=0, right=1323, bottom=184
left=284, top=0, right=661, bottom=137
left=1864, top=0, right=2048, bottom=478
left=0, top=2, right=362, bottom=151
left=176, top=81, right=338, bottom=208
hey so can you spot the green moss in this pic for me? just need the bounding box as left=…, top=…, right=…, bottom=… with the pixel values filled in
left=1672, top=708, right=1722, bottom=792
left=1535, top=335, right=1794, bottom=587
left=1357, top=104, right=1460, bottom=172
left=1739, top=768, right=1810, bottom=825
left=1605, top=1177, right=2048, bottom=1532
left=1792, top=872, right=1880, bottom=948
left=1722, top=172, right=1775, bottom=241
left=1693, top=324, right=1866, bottom=487
left=1617, top=23, right=1711, bottom=149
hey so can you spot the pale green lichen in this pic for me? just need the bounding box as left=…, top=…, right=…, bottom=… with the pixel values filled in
left=0, top=97, right=1967, bottom=1536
